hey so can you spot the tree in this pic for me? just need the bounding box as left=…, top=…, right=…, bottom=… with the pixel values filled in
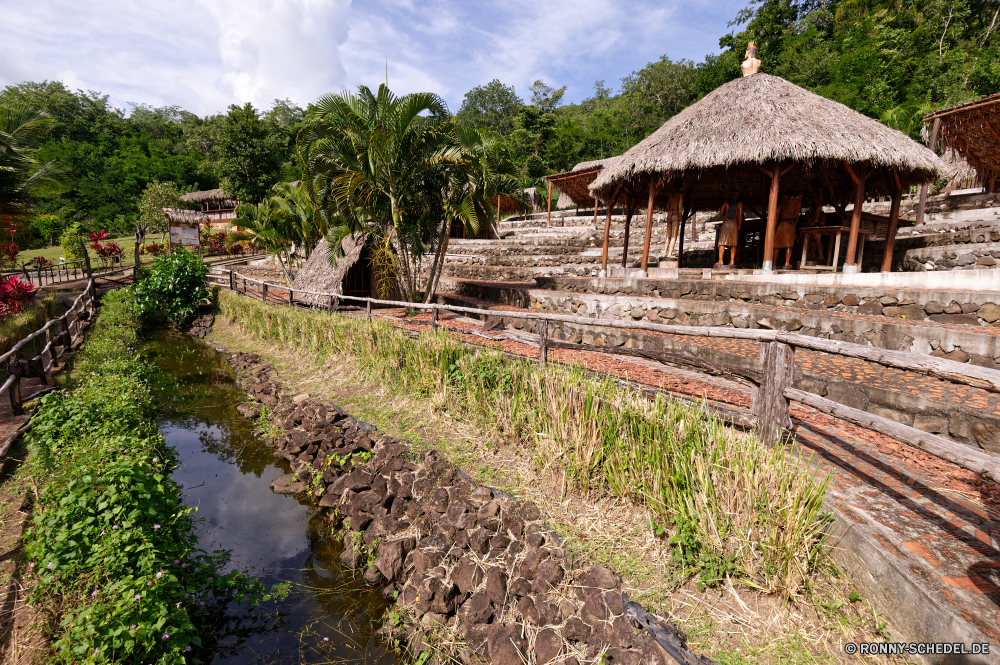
left=217, top=103, right=282, bottom=204
left=620, top=57, right=699, bottom=131
left=529, top=80, right=567, bottom=112
left=299, top=84, right=520, bottom=303
left=136, top=180, right=181, bottom=246
left=0, top=104, right=64, bottom=208
left=455, top=80, right=523, bottom=136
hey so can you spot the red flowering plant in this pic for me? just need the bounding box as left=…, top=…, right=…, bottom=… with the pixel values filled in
left=28, top=256, right=54, bottom=269
left=89, top=229, right=124, bottom=267
left=0, top=275, right=38, bottom=319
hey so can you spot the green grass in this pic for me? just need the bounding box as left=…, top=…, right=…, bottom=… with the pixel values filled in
left=219, top=290, right=832, bottom=598
left=17, top=234, right=163, bottom=265
left=0, top=295, right=56, bottom=356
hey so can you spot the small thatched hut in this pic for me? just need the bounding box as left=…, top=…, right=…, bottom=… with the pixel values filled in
left=179, top=188, right=239, bottom=228
left=543, top=156, right=619, bottom=226
left=590, top=72, right=944, bottom=274
left=290, top=234, right=372, bottom=305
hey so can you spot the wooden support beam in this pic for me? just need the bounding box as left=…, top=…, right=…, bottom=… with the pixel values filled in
left=538, top=319, right=548, bottom=366
left=593, top=198, right=599, bottom=227
left=916, top=118, right=941, bottom=225
left=546, top=180, right=552, bottom=227
left=753, top=341, right=793, bottom=444
left=786, top=387, right=1000, bottom=484
left=881, top=168, right=903, bottom=273
left=431, top=307, right=439, bottom=331
left=640, top=175, right=663, bottom=274
left=761, top=162, right=783, bottom=273
left=843, top=163, right=869, bottom=273
left=621, top=194, right=635, bottom=269
left=600, top=183, right=623, bottom=274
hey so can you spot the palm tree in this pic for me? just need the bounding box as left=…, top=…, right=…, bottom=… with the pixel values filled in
left=227, top=198, right=298, bottom=284
left=270, top=181, right=331, bottom=259
left=0, top=105, right=64, bottom=208
left=298, top=84, right=452, bottom=301
left=298, top=84, right=521, bottom=303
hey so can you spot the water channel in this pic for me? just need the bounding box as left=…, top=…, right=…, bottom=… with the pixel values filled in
left=147, top=327, right=400, bottom=665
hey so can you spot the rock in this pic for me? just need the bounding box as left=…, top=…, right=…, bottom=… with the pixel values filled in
left=413, top=548, right=445, bottom=576
left=924, top=301, right=944, bottom=314
left=469, top=528, right=492, bottom=555
left=459, top=591, right=495, bottom=625
left=363, top=566, right=383, bottom=585
left=519, top=548, right=550, bottom=580
left=581, top=587, right=610, bottom=620
left=858, top=301, right=883, bottom=316
left=484, top=566, right=508, bottom=605
left=881, top=304, right=925, bottom=320
left=509, top=577, right=532, bottom=597
left=340, top=546, right=364, bottom=569
left=576, top=566, right=619, bottom=592
left=533, top=628, right=563, bottom=664
left=374, top=537, right=415, bottom=583
left=943, top=301, right=964, bottom=314
left=532, top=560, right=565, bottom=592
left=452, top=555, right=484, bottom=595
left=979, top=303, right=1000, bottom=323
left=330, top=470, right=373, bottom=495
left=487, top=624, right=527, bottom=665
left=563, top=616, right=592, bottom=642
left=236, top=403, right=261, bottom=419
left=913, top=414, right=948, bottom=434
left=465, top=623, right=491, bottom=653
left=292, top=393, right=310, bottom=404
left=519, top=502, right=540, bottom=521
left=517, top=596, right=541, bottom=624
left=841, top=294, right=859, bottom=307
left=270, top=474, right=307, bottom=495
left=928, top=313, right=980, bottom=326
left=416, top=577, right=459, bottom=615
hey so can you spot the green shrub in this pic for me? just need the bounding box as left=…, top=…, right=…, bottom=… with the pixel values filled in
left=132, top=248, right=208, bottom=324
left=59, top=222, right=87, bottom=263
left=24, top=289, right=279, bottom=664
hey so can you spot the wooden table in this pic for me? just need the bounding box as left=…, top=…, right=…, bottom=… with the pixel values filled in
left=798, top=226, right=871, bottom=272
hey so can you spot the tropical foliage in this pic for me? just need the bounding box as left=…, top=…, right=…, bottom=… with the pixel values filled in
left=298, top=84, right=520, bottom=302
left=132, top=248, right=209, bottom=324
left=0, top=103, right=64, bottom=209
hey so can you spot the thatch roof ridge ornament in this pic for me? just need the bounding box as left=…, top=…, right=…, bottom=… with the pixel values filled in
left=589, top=72, right=945, bottom=200
left=741, top=42, right=760, bottom=77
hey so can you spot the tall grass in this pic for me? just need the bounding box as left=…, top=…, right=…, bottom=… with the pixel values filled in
left=220, top=291, right=830, bottom=595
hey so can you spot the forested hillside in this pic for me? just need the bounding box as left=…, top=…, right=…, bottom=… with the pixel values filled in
left=3, top=0, right=997, bottom=245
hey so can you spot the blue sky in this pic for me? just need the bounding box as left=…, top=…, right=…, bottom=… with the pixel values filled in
left=1, top=0, right=747, bottom=117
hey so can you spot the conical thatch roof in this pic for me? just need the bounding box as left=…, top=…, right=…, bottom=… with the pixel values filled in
left=180, top=188, right=238, bottom=206
left=590, top=73, right=945, bottom=207
left=290, top=234, right=368, bottom=305
left=572, top=156, right=618, bottom=172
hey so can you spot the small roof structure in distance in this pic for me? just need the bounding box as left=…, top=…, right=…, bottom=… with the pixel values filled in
left=924, top=92, right=1000, bottom=185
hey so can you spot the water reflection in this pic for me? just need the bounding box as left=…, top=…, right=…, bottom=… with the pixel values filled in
left=147, top=328, right=399, bottom=665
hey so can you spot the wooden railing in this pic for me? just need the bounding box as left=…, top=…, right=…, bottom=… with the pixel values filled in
left=6, top=256, right=127, bottom=287
left=211, top=270, right=1000, bottom=484
left=0, top=279, right=96, bottom=416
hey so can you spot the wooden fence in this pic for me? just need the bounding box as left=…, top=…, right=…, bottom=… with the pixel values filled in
left=210, top=270, right=1000, bottom=484
left=5, top=256, right=127, bottom=288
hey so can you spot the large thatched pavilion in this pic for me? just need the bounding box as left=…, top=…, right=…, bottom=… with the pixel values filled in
left=590, top=72, right=945, bottom=274
left=179, top=188, right=239, bottom=229
left=544, top=157, right=618, bottom=227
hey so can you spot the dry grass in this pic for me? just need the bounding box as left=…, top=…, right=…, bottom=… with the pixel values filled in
left=207, top=313, right=914, bottom=665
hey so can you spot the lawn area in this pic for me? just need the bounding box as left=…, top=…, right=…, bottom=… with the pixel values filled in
left=17, top=233, right=170, bottom=265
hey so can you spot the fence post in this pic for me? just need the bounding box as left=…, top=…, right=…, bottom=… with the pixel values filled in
left=366, top=300, right=372, bottom=321
left=328, top=294, right=334, bottom=312
left=262, top=283, right=268, bottom=303
left=7, top=358, right=22, bottom=416
left=752, top=341, right=794, bottom=444
left=78, top=238, right=93, bottom=280
left=539, top=319, right=548, bottom=367
left=288, top=289, right=293, bottom=306
left=431, top=307, right=439, bottom=331
left=33, top=332, right=47, bottom=386
left=229, top=270, right=235, bottom=291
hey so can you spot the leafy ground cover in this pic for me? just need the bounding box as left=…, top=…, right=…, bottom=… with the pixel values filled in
left=19, top=287, right=277, bottom=664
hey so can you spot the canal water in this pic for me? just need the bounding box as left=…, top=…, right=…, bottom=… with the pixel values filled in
left=147, top=327, right=399, bottom=665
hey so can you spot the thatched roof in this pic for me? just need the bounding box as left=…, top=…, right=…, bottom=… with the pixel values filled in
left=590, top=73, right=945, bottom=209
left=941, top=148, right=980, bottom=189
left=926, top=93, right=1000, bottom=182
left=545, top=156, right=619, bottom=207
left=162, top=208, right=207, bottom=224
left=180, top=188, right=238, bottom=206
left=523, top=187, right=543, bottom=212
left=290, top=234, right=367, bottom=304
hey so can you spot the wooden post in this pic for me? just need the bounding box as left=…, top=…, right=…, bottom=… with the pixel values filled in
left=640, top=175, right=662, bottom=274
left=915, top=118, right=941, bottom=226
left=262, top=283, right=268, bottom=303
left=7, top=359, right=22, bottom=417
left=621, top=195, right=634, bottom=268
left=79, top=238, right=93, bottom=280
left=547, top=180, right=552, bottom=227
left=229, top=270, right=235, bottom=291
left=600, top=184, right=622, bottom=275
left=752, top=341, right=793, bottom=444
left=881, top=169, right=903, bottom=273
left=328, top=294, right=334, bottom=311
left=134, top=239, right=141, bottom=276
left=538, top=319, right=548, bottom=367
left=366, top=300, right=372, bottom=320
left=43, top=325, right=53, bottom=374
left=761, top=162, right=782, bottom=273
left=593, top=198, right=599, bottom=228
left=431, top=307, right=439, bottom=331
left=843, top=163, right=868, bottom=274
left=33, top=332, right=46, bottom=386
left=288, top=289, right=294, bottom=305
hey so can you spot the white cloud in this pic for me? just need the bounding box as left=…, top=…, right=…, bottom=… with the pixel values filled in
left=2, top=0, right=744, bottom=116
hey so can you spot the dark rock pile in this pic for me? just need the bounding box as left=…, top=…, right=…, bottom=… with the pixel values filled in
left=228, top=350, right=712, bottom=665
left=186, top=312, right=215, bottom=338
